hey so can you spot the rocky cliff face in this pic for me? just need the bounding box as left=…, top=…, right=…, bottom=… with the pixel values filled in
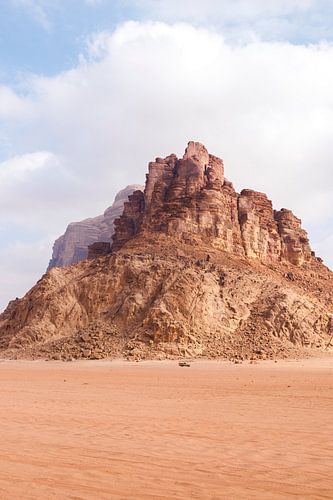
left=48, top=185, right=143, bottom=269
left=0, top=142, right=332, bottom=361
left=112, top=142, right=315, bottom=267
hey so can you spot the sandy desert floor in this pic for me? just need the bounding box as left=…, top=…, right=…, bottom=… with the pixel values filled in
left=0, top=358, right=332, bottom=499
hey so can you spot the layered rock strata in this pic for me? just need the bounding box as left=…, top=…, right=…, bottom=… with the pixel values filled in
left=0, top=142, right=332, bottom=361
left=112, top=142, right=314, bottom=267
left=48, top=184, right=143, bottom=269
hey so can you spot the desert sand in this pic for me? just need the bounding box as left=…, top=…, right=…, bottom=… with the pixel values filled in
left=0, top=358, right=332, bottom=499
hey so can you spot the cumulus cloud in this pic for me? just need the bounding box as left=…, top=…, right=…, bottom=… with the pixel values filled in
left=1, top=21, right=333, bottom=309
left=0, top=238, right=52, bottom=312
left=0, top=151, right=57, bottom=184
left=128, top=0, right=316, bottom=20
left=8, top=1, right=333, bottom=42
left=125, top=0, right=333, bottom=42
left=0, top=85, right=28, bottom=119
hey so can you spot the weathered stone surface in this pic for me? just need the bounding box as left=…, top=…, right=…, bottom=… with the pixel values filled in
left=88, top=242, right=111, bottom=259
left=112, top=190, right=145, bottom=253
left=0, top=142, right=332, bottom=361
left=0, top=245, right=332, bottom=360
left=274, top=208, right=313, bottom=266
left=47, top=184, right=143, bottom=270
left=238, top=189, right=281, bottom=262
left=113, top=142, right=244, bottom=255
left=112, top=142, right=314, bottom=267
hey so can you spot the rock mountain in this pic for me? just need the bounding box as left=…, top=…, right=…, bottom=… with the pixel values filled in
left=0, top=142, right=332, bottom=361
left=48, top=184, right=143, bottom=270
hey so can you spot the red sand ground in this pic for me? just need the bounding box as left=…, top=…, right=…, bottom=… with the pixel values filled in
left=0, top=358, right=332, bottom=499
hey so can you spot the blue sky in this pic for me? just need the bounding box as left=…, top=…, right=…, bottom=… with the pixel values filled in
left=0, top=0, right=333, bottom=310
left=0, top=1, right=134, bottom=81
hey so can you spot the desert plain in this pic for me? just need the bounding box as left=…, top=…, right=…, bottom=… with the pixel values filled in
left=0, top=358, right=332, bottom=499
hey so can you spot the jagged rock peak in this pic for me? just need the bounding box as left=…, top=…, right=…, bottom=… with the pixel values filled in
left=112, top=141, right=315, bottom=267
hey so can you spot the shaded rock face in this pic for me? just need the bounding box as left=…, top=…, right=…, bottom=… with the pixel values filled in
left=48, top=184, right=143, bottom=270
left=87, top=242, right=111, bottom=260
left=112, top=142, right=314, bottom=267
left=0, top=141, right=332, bottom=362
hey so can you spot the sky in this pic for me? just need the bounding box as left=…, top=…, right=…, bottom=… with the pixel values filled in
left=0, top=0, right=333, bottom=311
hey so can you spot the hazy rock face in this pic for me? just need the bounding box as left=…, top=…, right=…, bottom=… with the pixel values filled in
left=112, top=142, right=314, bottom=266
left=0, top=142, right=332, bottom=361
left=48, top=185, right=143, bottom=270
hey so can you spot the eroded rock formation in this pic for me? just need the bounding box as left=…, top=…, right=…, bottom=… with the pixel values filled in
left=48, top=184, right=143, bottom=269
left=0, top=142, right=332, bottom=361
left=112, top=142, right=315, bottom=267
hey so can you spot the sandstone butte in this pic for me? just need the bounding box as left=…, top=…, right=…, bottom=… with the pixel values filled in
left=1, top=141, right=332, bottom=361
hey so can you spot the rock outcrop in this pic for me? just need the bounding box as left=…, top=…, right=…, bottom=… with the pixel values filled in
left=112, top=142, right=315, bottom=267
left=0, top=142, right=332, bottom=361
left=87, top=242, right=111, bottom=260
left=47, top=185, right=143, bottom=269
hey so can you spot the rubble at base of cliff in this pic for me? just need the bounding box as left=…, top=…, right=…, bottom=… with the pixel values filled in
left=0, top=315, right=318, bottom=363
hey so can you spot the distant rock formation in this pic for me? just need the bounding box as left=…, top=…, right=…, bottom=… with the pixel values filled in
left=47, top=185, right=143, bottom=270
left=0, top=142, right=332, bottom=362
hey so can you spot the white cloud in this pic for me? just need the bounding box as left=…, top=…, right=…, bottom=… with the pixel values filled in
left=0, top=238, right=52, bottom=310
left=1, top=21, right=333, bottom=310
left=10, top=0, right=51, bottom=29
left=124, top=0, right=332, bottom=42
left=7, top=1, right=333, bottom=42
left=0, top=85, right=28, bottom=118
left=0, top=151, right=58, bottom=184
left=128, top=0, right=316, bottom=20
